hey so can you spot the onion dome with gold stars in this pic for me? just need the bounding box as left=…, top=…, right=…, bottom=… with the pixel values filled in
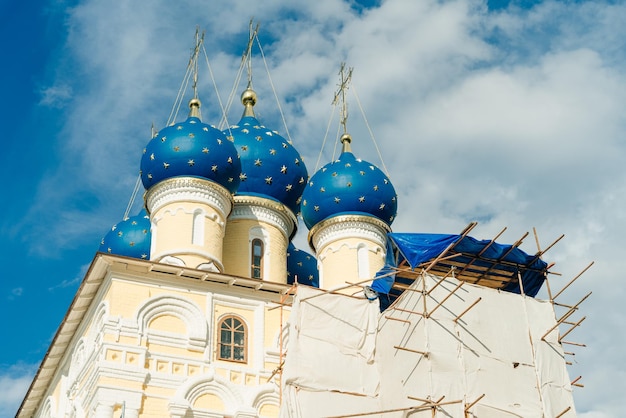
left=140, top=98, right=242, bottom=193
left=99, top=210, right=151, bottom=259
left=301, top=133, right=398, bottom=229
left=287, top=242, right=319, bottom=288
left=224, top=88, right=308, bottom=215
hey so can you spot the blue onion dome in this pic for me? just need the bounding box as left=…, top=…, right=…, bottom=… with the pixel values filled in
left=301, top=133, right=398, bottom=229
left=223, top=88, right=308, bottom=215
left=287, top=242, right=319, bottom=288
left=99, top=210, right=151, bottom=259
left=140, top=98, right=242, bottom=193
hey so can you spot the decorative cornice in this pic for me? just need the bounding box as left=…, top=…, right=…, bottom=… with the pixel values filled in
left=229, top=195, right=297, bottom=240
left=152, top=251, right=224, bottom=273
left=145, top=177, right=234, bottom=218
left=309, top=214, right=390, bottom=252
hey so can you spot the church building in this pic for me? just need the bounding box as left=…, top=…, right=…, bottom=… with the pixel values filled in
left=17, top=32, right=580, bottom=418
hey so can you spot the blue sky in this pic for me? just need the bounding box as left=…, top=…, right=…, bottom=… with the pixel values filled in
left=2, top=0, right=626, bottom=416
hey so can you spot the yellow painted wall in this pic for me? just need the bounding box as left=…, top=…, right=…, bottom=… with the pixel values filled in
left=152, top=202, right=226, bottom=270
left=223, top=218, right=288, bottom=283
left=318, top=237, right=385, bottom=290
left=38, top=273, right=290, bottom=418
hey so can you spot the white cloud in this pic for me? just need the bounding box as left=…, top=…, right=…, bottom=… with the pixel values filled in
left=39, top=84, right=72, bottom=107
left=0, top=365, right=37, bottom=417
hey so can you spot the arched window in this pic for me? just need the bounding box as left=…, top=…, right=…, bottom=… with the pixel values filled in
left=357, top=245, right=370, bottom=279
left=192, top=209, right=204, bottom=246
left=218, top=316, right=247, bottom=362
left=251, top=238, right=264, bottom=279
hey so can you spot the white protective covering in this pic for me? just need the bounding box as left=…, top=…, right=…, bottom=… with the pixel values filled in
left=281, top=275, right=577, bottom=417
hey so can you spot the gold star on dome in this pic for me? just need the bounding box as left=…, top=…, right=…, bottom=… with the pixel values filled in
left=267, top=131, right=273, bottom=136
left=256, top=136, right=263, bottom=141
left=188, top=133, right=195, bottom=138
left=163, top=162, right=170, bottom=169
left=129, top=241, right=135, bottom=247
left=373, top=185, right=379, bottom=191
left=242, top=128, right=249, bottom=134
left=346, top=182, right=352, bottom=187
left=359, top=196, right=365, bottom=202
left=212, top=165, right=218, bottom=172
left=285, top=184, right=293, bottom=191
left=320, top=187, right=325, bottom=193
left=143, top=148, right=146, bottom=154
left=334, top=197, right=341, bottom=203
left=280, top=165, right=287, bottom=174
left=173, top=146, right=180, bottom=152
left=202, top=147, right=209, bottom=153
left=227, top=156, right=233, bottom=163
left=309, top=181, right=314, bottom=186
left=255, top=159, right=262, bottom=166
left=254, top=125, right=260, bottom=129
left=296, top=197, right=302, bottom=204
left=265, top=177, right=273, bottom=184
left=118, top=231, right=123, bottom=237
left=131, top=220, right=137, bottom=225
left=150, top=153, right=155, bottom=161
left=332, top=172, right=337, bottom=177
left=384, top=179, right=389, bottom=184
left=107, top=247, right=112, bottom=253
left=228, top=177, right=234, bottom=183
left=203, top=127, right=208, bottom=131
left=176, top=125, right=183, bottom=130
left=322, top=167, right=327, bottom=172
left=227, top=135, right=234, bottom=141
left=392, top=196, right=396, bottom=202
left=161, top=136, right=167, bottom=142
left=241, top=145, right=248, bottom=151
left=142, top=229, right=148, bottom=234
left=188, top=159, right=195, bottom=166
left=308, top=274, right=314, bottom=280
left=302, top=199, right=307, bottom=206
left=299, top=178, right=305, bottom=184
left=389, top=216, right=394, bottom=221
left=189, top=120, right=196, bottom=124
left=294, top=158, right=300, bottom=165
left=217, top=139, right=222, bottom=145
left=314, top=205, right=319, bottom=211
left=345, top=163, right=351, bottom=167
left=240, top=173, right=248, bottom=181
left=297, top=262, right=303, bottom=267
left=269, top=148, right=276, bottom=155
left=141, top=254, right=148, bottom=259
left=360, top=171, right=365, bottom=176
left=369, top=165, right=375, bottom=170
left=282, top=143, right=288, bottom=148
left=147, top=173, right=153, bottom=179
left=379, top=203, right=385, bottom=210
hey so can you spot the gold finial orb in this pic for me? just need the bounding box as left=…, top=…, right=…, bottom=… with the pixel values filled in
left=241, top=88, right=257, bottom=107
left=189, top=98, right=202, bottom=109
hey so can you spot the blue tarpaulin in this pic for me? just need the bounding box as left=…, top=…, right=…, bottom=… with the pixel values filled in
left=372, top=233, right=548, bottom=307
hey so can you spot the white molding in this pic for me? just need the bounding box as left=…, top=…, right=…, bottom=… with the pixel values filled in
left=135, top=294, right=208, bottom=352
left=229, top=195, right=296, bottom=240
left=170, top=372, right=244, bottom=415
left=145, top=177, right=233, bottom=219
left=310, top=214, right=390, bottom=253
